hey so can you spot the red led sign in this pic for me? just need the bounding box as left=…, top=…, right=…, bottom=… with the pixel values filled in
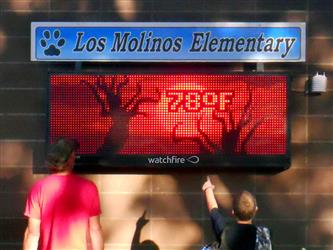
left=48, top=73, right=290, bottom=170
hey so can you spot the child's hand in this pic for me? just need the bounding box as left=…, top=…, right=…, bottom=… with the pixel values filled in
left=202, top=176, right=215, bottom=192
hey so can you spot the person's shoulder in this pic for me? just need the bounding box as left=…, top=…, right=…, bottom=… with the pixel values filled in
left=234, top=223, right=257, bottom=230
left=28, top=175, right=53, bottom=193
left=73, top=174, right=98, bottom=189
left=31, top=175, right=52, bottom=187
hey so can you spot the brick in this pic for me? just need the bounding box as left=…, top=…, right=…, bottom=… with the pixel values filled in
left=267, top=11, right=307, bottom=22
left=0, top=243, right=21, bottom=250
left=101, top=218, right=141, bottom=245
left=49, top=12, right=102, bottom=22
left=32, top=141, right=47, bottom=169
left=101, top=174, right=151, bottom=193
left=0, top=115, right=46, bottom=140
left=252, top=12, right=296, bottom=22
left=308, top=12, right=333, bottom=37
left=152, top=174, right=202, bottom=192
left=309, top=0, right=333, bottom=11
left=307, top=169, right=333, bottom=193
left=0, top=37, right=30, bottom=62
left=0, top=219, right=26, bottom=242
left=273, top=247, right=305, bottom=250
left=206, top=12, right=257, bottom=22
left=0, top=12, right=48, bottom=37
left=0, top=193, right=26, bottom=217
left=151, top=219, right=203, bottom=246
left=290, top=143, right=307, bottom=168
left=308, top=143, right=333, bottom=167
left=213, top=173, right=255, bottom=193
left=0, top=89, right=46, bottom=113
left=152, top=0, right=204, bottom=12
left=100, top=193, right=150, bottom=219
left=101, top=0, right=153, bottom=12
left=151, top=194, right=202, bottom=219
left=255, top=168, right=306, bottom=193
left=309, top=91, right=333, bottom=114
left=0, top=0, right=48, bottom=11
left=0, top=63, right=48, bottom=88
left=204, top=0, right=255, bottom=11
left=0, top=140, right=2, bottom=167
left=210, top=193, right=233, bottom=212
left=255, top=194, right=306, bottom=220
left=291, top=74, right=308, bottom=91
left=307, top=220, right=333, bottom=245
left=308, top=195, right=333, bottom=219
left=308, top=39, right=333, bottom=64
left=263, top=220, right=306, bottom=245
left=1, top=141, right=33, bottom=167
left=0, top=168, right=41, bottom=192
left=308, top=117, right=333, bottom=141
left=51, top=0, right=101, bottom=11
left=290, top=91, right=307, bottom=115
left=100, top=12, right=152, bottom=22
left=151, top=12, right=204, bottom=22
left=256, top=0, right=306, bottom=11
left=291, top=116, right=307, bottom=143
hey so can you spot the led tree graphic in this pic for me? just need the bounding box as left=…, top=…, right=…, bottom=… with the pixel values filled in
left=81, top=76, right=160, bottom=154
left=172, top=88, right=267, bottom=155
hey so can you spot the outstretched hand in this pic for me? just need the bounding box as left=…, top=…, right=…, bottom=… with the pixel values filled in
left=136, top=210, right=149, bottom=228
left=202, top=176, right=218, bottom=211
left=202, top=176, right=215, bottom=192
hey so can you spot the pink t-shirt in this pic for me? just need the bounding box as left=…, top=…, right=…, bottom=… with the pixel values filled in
left=24, top=173, right=101, bottom=250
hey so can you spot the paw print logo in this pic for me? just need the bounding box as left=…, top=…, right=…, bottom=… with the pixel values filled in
left=40, top=29, right=65, bottom=56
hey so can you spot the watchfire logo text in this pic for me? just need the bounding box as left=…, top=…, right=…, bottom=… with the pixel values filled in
left=147, top=156, right=200, bottom=164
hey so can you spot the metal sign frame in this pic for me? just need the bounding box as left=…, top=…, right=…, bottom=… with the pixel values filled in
left=31, top=22, right=306, bottom=62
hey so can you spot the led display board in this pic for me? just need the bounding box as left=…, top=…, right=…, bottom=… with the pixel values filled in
left=47, top=73, right=290, bottom=172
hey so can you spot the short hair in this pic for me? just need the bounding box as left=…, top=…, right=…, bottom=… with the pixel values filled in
left=46, top=138, right=79, bottom=173
left=232, top=190, right=257, bottom=221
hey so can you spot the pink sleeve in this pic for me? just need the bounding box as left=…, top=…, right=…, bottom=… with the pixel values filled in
left=89, top=184, right=101, bottom=217
left=24, top=185, right=41, bottom=219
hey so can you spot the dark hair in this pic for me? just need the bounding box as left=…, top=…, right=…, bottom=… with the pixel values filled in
left=232, top=190, right=257, bottom=221
left=46, top=138, right=79, bottom=172
left=140, top=240, right=159, bottom=250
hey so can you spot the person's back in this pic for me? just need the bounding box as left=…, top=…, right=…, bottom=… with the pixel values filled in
left=23, top=138, right=103, bottom=250
left=220, top=222, right=257, bottom=250
left=202, top=177, right=269, bottom=250
left=25, top=173, right=101, bottom=249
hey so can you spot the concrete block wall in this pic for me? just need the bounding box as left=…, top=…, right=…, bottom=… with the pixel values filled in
left=0, top=0, right=333, bottom=249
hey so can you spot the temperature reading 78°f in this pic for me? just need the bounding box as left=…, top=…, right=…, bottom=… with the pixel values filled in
left=166, top=90, right=234, bottom=112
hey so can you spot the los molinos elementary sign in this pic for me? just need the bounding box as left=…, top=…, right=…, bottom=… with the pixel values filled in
left=31, top=22, right=305, bottom=62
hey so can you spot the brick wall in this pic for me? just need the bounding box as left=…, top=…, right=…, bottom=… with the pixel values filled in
left=0, top=0, right=333, bottom=249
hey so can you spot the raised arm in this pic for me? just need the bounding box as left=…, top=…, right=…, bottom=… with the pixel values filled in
left=202, top=176, right=218, bottom=212
left=23, top=217, right=40, bottom=250
left=131, top=210, right=149, bottom=250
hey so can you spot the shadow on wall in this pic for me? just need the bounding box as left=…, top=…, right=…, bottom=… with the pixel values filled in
left=0, top=0, right=142, bottom=20
left=126, top=166, right=333, bottom=249
left=0, top=172, right=32, bottom=248
left=0, top=141, right=43, bottom=249
left=131, top=210, right=159, bottom=250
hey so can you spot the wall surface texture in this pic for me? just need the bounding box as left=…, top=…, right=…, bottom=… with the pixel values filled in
left=1, top=0, right=333, bottom=250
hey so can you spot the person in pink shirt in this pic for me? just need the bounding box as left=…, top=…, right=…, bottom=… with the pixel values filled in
left=23, top=138, right=104, bottom=250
